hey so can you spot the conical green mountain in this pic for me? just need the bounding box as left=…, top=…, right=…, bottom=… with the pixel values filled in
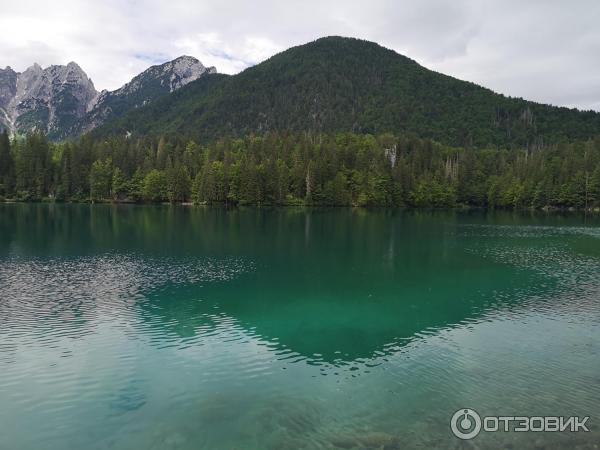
left=94, top=36, right=600, bottom=147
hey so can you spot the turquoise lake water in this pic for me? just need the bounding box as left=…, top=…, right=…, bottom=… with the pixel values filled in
left=0, top=205, right=599, bottom=449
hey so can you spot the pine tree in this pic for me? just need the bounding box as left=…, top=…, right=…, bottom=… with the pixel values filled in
left=143, top=169, right=167, bottom=202
left=89, top=158, right=113, bottom=202
left=0, top=131, right=14, bottom=197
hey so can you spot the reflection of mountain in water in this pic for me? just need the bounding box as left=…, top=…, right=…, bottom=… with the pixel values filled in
left=131, top=211, right=555, bottom=365
left=2, top=205, right=600, bottom=450
left=0, top=204, right=577, bottom=366
left=136, top=253, right=549, bottom=367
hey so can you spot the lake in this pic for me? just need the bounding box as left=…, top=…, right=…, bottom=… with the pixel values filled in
left=0, top=204, right=599, bottom=449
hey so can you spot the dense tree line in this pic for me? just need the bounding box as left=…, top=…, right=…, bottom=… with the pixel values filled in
left=1, top=130, right=600, bottom=209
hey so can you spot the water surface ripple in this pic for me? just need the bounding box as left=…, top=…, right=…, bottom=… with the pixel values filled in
left=0, top=205, right=599, bottom=449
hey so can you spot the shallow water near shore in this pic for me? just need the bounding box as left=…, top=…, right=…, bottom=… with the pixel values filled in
left=0, top=205, right=599, bottom=449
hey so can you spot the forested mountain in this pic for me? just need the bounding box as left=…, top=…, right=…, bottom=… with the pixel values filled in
left=2, top=37, right=600, bottom=209
left=94, top=36, right=600, bottom=148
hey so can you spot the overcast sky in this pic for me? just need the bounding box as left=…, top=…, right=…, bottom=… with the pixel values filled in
left=2, top=0, right=599, bottom=111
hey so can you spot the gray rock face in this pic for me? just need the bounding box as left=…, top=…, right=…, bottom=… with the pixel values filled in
left=0, top=62, right=97, bottom=139
left=73, top=56, right=216, bottom=135
left=116, top=56, right=216, bottom=96
left=0, top=56, right=216, bottom=139
left=0, top=67, right=17, bottom=110
left=0, top=67, right=21, bottom=134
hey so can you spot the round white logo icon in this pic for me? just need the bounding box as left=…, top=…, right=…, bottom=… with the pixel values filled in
left=451, top=408, right=482, bottom=440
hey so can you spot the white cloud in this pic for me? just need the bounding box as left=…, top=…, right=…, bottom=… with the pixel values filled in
left=1, top=0, right=599, bottom=111
left=172, top=34, right=283, bottom=74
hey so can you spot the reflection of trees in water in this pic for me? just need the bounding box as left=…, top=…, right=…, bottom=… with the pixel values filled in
left=0, top=205, right=569, bottom=367
left=2, top=203, right=595, bottom=256
left=70, top=206, right=551, bottom=366
left=0, top=204, right=461, bottom=256
left=2, top=205, right=600, bottom=450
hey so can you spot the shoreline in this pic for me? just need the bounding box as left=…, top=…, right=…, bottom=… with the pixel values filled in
left=2, top=199, right=600, bottom=213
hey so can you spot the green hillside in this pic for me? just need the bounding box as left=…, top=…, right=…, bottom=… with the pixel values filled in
left=94, top=36, right=600, bottom=147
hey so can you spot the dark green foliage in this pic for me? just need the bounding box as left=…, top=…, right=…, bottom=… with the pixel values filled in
left=89, top=158, right=113, bottom=201
left=127, top=169, right=145, bottom=202
left=166, top=165, right=191, bottom=202
left=4, top=131, right=600, bottom=210
left=0, top=131, right=14, bottom=196
left=94, top=36, right=600, bottom=148
left=52, top=91, right=85, bottom=139
left=14, top=133, right=52, bottom=200
left=143, top=169, right=167, bottom=202
left=112, top=167, right=128, bottom=200
left=15, top=107, right=50, bottom=137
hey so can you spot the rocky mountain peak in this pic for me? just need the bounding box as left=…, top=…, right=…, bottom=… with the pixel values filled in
left=0, top=55, right=216, bottom=139
left=116, top=55, right=217, bottom=96
left=0, top=62, right=98, bottom=137
left=23, top=62, right=43, bottom=76
left=166, top=55, right=217, bottom=91
left=0, top=68, right=17, bottom=127
left=69, top=56, right=217, bottom=136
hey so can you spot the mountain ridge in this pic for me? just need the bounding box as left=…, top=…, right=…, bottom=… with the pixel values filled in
left=94, top=36, right=600, bottom=148
left=70, top=56, right=216, bottom=136
left=0, top=56, right=216, bottom=139
left=0, top=62, right=97, bottom=139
